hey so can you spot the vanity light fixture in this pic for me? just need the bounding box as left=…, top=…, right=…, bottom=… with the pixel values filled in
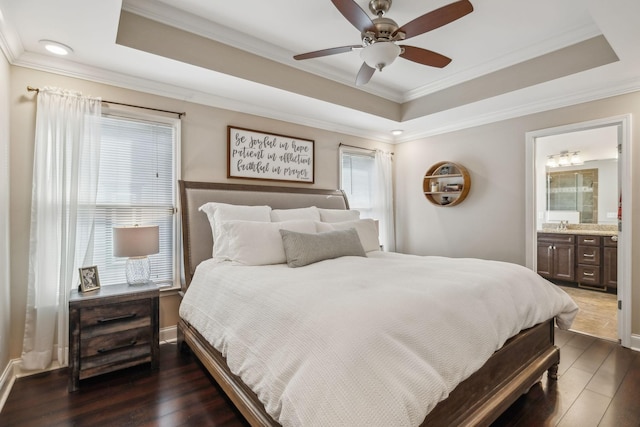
left=546, top=151, right=583, bottom=168
left=39, top=39, right=73, bottom=56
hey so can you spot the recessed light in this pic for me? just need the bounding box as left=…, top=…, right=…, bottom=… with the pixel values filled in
left=39, top=40, right=73, bottom=56
left=391, top=129, right=403, bottom=136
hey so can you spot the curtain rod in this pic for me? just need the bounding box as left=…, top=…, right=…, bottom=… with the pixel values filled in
left=339, top=142, right=394, bottom=155
left=27, top=86, right=185, bottom=118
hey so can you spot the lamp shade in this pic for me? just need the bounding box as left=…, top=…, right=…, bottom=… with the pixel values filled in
left=113, top=225, right=159, bottom=258
left=360, top=42, right=401, bottom=71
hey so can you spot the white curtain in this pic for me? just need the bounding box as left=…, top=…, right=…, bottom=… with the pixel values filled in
left=21, top=87, right=101, bottom=370
left=373, top=150, right=395, bottom=252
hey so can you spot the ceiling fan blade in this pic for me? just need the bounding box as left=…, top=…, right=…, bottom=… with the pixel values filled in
left=355, top=62, right=376, bottom=86
left=395, top=0, right=473, bottom=40
left=294, top=45, right=362, bottom=60
left=399, top=45, right=452, bottom=68
left=331, top=0, right=376, bottom=34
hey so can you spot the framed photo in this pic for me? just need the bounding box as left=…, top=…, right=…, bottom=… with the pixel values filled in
left=79, top=266, right=100, bottom=292
left=227, top=126, right=314, bottom=183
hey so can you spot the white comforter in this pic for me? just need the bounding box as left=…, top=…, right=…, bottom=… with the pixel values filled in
left=179, top=252, right=578, bottom=426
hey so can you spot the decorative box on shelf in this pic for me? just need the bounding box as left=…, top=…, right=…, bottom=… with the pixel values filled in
left=423, top=161, right=471, bottom=207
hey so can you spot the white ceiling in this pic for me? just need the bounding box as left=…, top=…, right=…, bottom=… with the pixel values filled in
left=1, top=0, right=640, bottom=143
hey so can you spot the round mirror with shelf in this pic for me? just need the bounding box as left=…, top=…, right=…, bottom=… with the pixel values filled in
left=423, top=161, right=471, bottom=206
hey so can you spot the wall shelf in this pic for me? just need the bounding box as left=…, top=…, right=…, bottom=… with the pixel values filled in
left=423, top=161, right=471, bottom=207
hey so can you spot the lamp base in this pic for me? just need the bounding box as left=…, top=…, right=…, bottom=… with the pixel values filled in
left=125, top=256, right=151, bottom=286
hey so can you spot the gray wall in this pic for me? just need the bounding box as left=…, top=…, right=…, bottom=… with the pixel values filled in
left=0, top=41, right=11, bottom=384
left=394, top=91, right=640, bottom=336
left=7, top=66, right=391, bottom=360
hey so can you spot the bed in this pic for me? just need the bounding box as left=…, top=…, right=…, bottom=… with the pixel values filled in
left=176, top=180, right=578, bottom=426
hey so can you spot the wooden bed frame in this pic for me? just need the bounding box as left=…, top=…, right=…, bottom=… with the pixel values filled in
left=176, top=180, right=560, bottom=427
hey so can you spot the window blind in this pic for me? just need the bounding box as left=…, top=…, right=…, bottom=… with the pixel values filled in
left=84, top=114, right=178, bottom=287
left=341, top=150, right=375, bottom=217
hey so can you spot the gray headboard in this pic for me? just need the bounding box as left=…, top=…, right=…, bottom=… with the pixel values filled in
left=179, top=180, right=350, bottom=290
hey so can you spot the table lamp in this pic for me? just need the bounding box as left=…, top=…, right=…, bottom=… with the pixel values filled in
left=113, top=225, right=159, bottom=285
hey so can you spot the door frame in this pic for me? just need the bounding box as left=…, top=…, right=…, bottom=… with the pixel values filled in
left=525, top=115, right=631, bottom=347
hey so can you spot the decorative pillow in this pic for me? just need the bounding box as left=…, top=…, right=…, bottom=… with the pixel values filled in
left=199, top=202, right=272, bottom=259
left=315, top=218, right=380, bottom=252
left=270, top=206, right=320, bottom=222
left=218, top=220, right=317, bottom=265
left=280, top=228, right=366, bottom=268
left=318, top=208, right=360, bottom=223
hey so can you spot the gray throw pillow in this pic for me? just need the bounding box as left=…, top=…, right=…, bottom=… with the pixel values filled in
left=280, top=228, right=366, bottom=267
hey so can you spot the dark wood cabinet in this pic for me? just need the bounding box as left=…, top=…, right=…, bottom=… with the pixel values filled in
left=603, top=235, right=618, bottom=289
left=537, top=233, right=575, bottom=281
left=537, top=232, right=617, bottom=291
left=576, top=235, right=601, bottom=288
left=69, top=282, right=159, bottom=392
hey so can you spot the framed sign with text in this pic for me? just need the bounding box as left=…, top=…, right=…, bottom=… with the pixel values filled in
left=227, top=126, right=315, bottom=183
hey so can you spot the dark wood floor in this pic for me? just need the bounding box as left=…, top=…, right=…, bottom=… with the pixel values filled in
left=1, top=330, right=639, bottom=426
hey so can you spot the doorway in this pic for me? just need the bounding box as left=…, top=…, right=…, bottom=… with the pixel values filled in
left=525, top=115, right=631, bottom=347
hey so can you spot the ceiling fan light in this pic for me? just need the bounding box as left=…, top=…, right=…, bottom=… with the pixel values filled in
left=361, top=42, right=400, bottom=71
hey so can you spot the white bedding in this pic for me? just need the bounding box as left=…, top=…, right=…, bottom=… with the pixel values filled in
left=179, top=252, right=578, bottom=426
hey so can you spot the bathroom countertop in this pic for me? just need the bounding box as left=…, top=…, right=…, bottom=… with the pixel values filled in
left=538, top=223, right=618, bottom=236
left=538, top=229, right=618, bottom=236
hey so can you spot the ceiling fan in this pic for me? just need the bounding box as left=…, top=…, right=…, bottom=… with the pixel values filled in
left=293, top=0, right=474, bottom=86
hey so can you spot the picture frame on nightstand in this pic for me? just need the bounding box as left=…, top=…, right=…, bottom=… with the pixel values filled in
left=78, top=265, right=100, bottom=292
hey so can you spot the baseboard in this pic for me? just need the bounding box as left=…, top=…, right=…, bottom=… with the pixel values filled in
left=160, top=325, right=177, bottom=343
left=630, top=334, right=640, bottom=352
left=0, top=359, right=20, bottom=414
left=1, top=326, right=178, bottom=413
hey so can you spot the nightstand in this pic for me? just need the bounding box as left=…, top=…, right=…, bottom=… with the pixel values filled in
left=68, top=282, right=159, bottom=392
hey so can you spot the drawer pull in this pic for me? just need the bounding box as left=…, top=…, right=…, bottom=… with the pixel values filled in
left=583, top=272, right=595, bottom=277
left=97, top=339, right=138, bottom=354
left=584, top=239, right=595, bottom=243
left=97, top=313, right=137, bottom=324
left=583, top=253, right=595, bottom=258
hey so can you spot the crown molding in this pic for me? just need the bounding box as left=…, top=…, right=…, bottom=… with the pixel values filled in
left=398, top=75, right=640, bottom=142
left=12, top=51, right=395, bottom=143
left=403, top=23, right=603, bottom=102
left=121, top=0, right=403, bottom=103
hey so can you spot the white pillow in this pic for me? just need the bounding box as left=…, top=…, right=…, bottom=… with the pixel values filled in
left=315, top=219, right=380, bottom=252
left=219, top=220, right=317, bottom=265
left=318, top=208, right=360, bottom=223
left=270, top=206, right=320, bottom=222
left=199, top=202, right=272, bottom=259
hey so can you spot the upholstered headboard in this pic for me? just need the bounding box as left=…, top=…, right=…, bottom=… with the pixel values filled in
left=179, top=180, right=350, bottom=290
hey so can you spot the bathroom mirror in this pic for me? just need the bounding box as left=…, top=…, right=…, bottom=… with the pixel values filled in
left=535, top=126, right=618, bottom=229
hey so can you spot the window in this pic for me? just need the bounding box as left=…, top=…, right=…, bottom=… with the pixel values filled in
left=340, top=149, right=375, bottom=218
left=84, top=112, right=181, bottom=288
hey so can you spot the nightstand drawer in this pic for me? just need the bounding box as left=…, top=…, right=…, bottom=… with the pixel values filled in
left=81, top=325, right=151, bottom=358
left=80, top=300, right=151, bottom=338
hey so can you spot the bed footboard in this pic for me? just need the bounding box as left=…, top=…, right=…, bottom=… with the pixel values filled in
left=179, top=317, right=558, bottom=427
left=422, top=319, right=558, bottom=426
